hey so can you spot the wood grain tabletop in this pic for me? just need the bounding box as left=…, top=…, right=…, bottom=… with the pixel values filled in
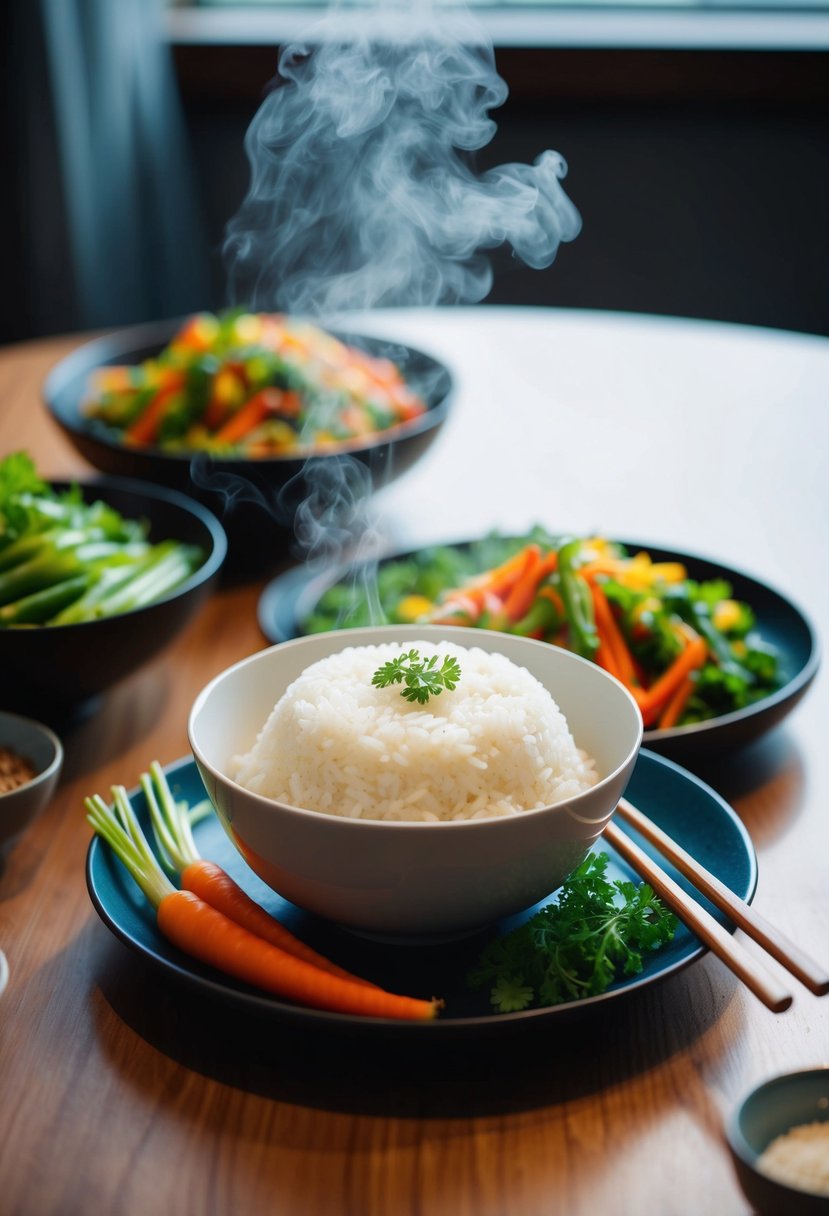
left=0, top=308, right=827, bottom=1216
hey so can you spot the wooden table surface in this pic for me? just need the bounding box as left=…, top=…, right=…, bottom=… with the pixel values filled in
left=1, top=307, right=827, bottom=1216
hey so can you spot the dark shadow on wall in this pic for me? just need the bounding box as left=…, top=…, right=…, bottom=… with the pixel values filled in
left=3, top=29, right=828, bottom=344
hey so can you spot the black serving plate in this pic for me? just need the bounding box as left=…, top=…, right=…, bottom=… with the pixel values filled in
left=257, top=537, right=819, bottom=766
left=43, top=319, right=453, bottom=579
left=0, top=477, right=226, bottom=724
left=86, top=751, right=757, bottom=1040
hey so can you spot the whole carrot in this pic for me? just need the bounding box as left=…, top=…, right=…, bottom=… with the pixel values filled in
left=86, top=789, right=441, bottom=1022
left=140, top=762, right=376, bottom=988
left=157, top=891, right=437, bottom=1019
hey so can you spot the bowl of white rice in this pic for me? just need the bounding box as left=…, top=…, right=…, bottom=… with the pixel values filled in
left=189, top=625, right=643, bottom=936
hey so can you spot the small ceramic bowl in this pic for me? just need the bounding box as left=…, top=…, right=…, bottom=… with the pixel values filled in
left=727, top=1067, right=829, bottom=1215
left=189, top=624, right=643, bottom=937
left=0, top=711, right=64, bottom=852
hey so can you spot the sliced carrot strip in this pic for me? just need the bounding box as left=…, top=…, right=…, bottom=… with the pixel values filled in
left=124, top=379, right=185, bottom=446
left=214, top=388, right=284, bottom=445
left=638, top=634, right=708, bottom=727
left=657, top=674, right=696, bottom=730
left=591, top=584, right=638, bottom=690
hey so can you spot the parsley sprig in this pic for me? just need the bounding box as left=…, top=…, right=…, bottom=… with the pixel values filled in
left=372, top=648, right=462, bottom=705
left=468, top=852, right=678, bottom=1012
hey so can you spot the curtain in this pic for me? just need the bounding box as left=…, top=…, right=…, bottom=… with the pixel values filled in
left=35, top=0, right=211, bottom=330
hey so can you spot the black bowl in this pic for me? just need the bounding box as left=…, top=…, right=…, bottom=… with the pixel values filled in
left=43, top=318, right=453, bottom=578
left=0, top=477, right=226, bottom=725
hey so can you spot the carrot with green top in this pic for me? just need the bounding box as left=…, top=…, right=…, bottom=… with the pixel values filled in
left=139, top=762, right=376, bottom=988
left=86, top=786, right=441, bottom=1021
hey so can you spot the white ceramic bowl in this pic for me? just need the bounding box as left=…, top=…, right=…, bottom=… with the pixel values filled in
left=188, top=625, right=643, bottom=936
left=0, top=711, right=63, bottom=853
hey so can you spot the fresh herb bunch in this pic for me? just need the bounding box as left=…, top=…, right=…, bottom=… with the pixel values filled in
left=468, top=852, right=678, bottom=1012
left=372, top=648, right=462, bottom=705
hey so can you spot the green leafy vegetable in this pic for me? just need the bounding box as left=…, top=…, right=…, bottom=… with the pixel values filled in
left=372, top=648, right=462, bottom=704
left=0, top=452, right=205, bottom=627
left=468, top=852, right=678, bottom=1012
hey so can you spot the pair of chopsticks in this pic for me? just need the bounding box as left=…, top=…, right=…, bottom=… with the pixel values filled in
left=604, top=798, right=829, bottom=1013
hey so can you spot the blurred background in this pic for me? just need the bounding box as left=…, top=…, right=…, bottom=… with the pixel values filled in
left=2, top=0, right=828, bottom=345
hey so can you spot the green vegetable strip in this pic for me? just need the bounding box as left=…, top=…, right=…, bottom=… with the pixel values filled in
left=0, top=549, right=84, bottom=606
left=556, top=539, right=599, bottom=659
left=95, top=545, right=199, bottom=615
left=141, top=762, right=199, bottom=873
left=0, top=575, right=91, bottom=625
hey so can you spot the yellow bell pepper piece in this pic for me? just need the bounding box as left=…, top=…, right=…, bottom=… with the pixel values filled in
left=397, top=595, right=435, bottom=623
left=713, top=599, right=742, bottom=632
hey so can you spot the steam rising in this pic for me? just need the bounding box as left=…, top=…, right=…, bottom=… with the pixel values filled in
left=215, top=0, right=581, bottom=574
left=225, top=0, right=581, bottom=315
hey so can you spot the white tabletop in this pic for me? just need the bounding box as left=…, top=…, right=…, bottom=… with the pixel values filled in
left=329, top=307, right=829, bottom=622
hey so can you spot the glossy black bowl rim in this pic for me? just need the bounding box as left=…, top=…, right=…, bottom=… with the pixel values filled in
left=43, top=317, right=454, bottom=467
left=37, top=473, right=228, bottom=627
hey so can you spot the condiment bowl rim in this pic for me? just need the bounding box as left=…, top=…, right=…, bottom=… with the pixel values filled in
left=0, top=710, right=63, bottom=800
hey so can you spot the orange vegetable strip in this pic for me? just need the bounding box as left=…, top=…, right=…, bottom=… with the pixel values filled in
left=591, top=584, right=638, bottom=689
left=503, top=547, right=544, bottom=622
left=638, top=635, right=708, bottom=726
left=594, top=633, right=622, bottom=681
left=125, top=381, right=183, bottom=446
left=444, top=544, right=540, bottom=613
left=181, top=859, right=378, bottom=988
left=214, top=388, right=283, bottom=444
left=157, top=891, right=440, bottom=1020
left=505, top=548, right=559, bottom=624
left=537, top=585, right=565, bottom=615
left=657, top=674, right=696, bottom=730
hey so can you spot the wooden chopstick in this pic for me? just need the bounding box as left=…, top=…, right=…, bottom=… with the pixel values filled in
left=602, top=818, right=794, bottom=1013
left=616, top=797, right=829, bottom=997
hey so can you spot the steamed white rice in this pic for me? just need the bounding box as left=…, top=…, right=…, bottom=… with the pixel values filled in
left=230, top=640, right=598, bottom=822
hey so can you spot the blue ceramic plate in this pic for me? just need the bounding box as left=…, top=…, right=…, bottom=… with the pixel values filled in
left=258, top=538, right=819, bottom=767
left=86, top=750, right=757, bottom=1037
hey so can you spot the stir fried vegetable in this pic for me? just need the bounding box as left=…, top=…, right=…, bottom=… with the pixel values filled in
left=0, top=453, right=204, bottom=626
left=84, top=310, right=427, bottom=456
left=304, top=529, right=781, bottom=730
